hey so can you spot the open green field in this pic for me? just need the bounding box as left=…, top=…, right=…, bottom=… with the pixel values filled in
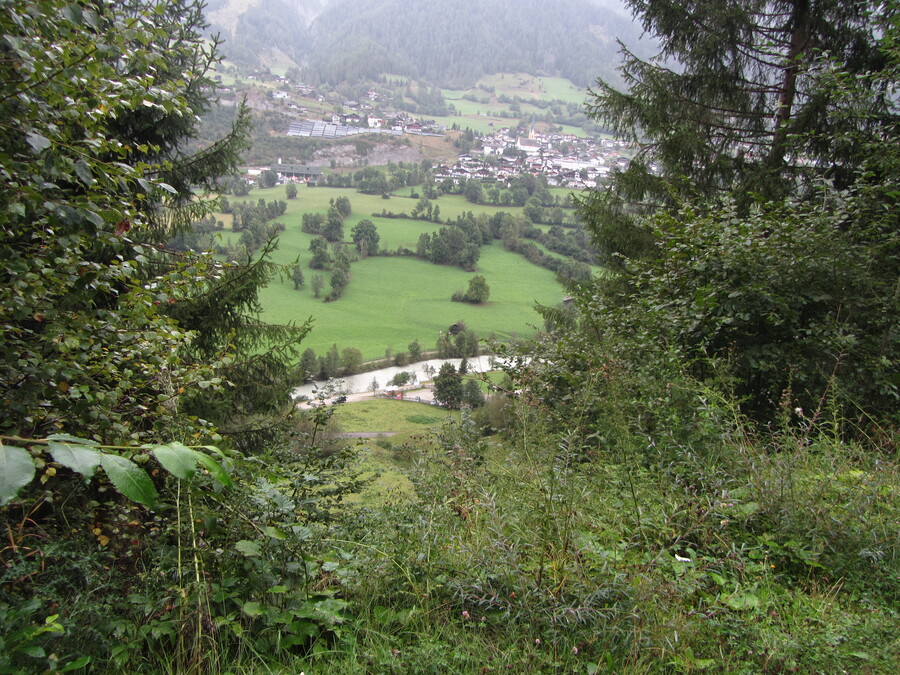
left=537, top=76, right=590, bottom=105
left=224, top=186, right=569, bottom=359
left=440, top=73, right=593, bottom=136
left=444, top=73, right=588, bottom=106
left=335, top=399, right=461, bottom=505
left=336, top=399, right=451, bottom=434
left=430, top=113, right=511, bottom=136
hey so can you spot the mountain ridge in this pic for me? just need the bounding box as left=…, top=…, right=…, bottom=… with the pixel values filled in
left=205, top=0, right=644, bottom=88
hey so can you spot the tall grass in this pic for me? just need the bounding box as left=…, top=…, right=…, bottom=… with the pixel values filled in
left=286, top=377, right=900, bottom=674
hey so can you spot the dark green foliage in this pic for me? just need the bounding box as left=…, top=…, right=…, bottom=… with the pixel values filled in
left=584, top=0, right=889, bottom=267
left=308, top=236, right=330, bottom=269
left=340, top=347, right=364, bottom=375
left=301, top=211, right=325, bottom=234
left=463, top=178, right=483, bottom=204
left=311, top=272, right=325, bottom=298
left=576, top=0, right=898, bottom=426
left=627, top=193, right=897, bottom=420
left=452, top=275, right=490, bottom=304
left=390, top=371, right=414, bottom=387
left=410, top=196, right=442, bottom=222
left=417, top=214, right=483, bottom=271
left=462, top=379, right=485, bottom=408
left=0, top=1, right=343, bottom=671
left=351, top=218, right=380, bottom=256
left=292, top=264, right=305, bottom=290
left=328, top=267, right=349, bottom=299
left=300, top=348, right=318, bottom=381
left=466, top=275, right=490, bottom=304
left=322, top=205, right=345, bottom=242
left=333, top=195, right=352, bottom=218
left=353, top=166, right=391, bottom=194
left=3, top=1, right=897, bottom=672
left=319, top=344, right=341, bottom=379
left=258, top=169, right=278, bottom=188
left=408, top=338, right=422, bottom=361
left=0, top=0, right=254, bottom=443
left=433, top=363, right=463, bottom=408
left=436, top=328, right=480, bottom=359
left=164, top=236, right=312, bottom=452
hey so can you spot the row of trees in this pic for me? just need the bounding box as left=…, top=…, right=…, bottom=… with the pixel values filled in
left=296, top=331, right=478, bottom=384
left=300, top=345, right=364, bottom=381
left=416, top=227, right=481, bottom=271
left=322, top=161, right=434, bottom=195
left=307, top=238, right=352, bottom=300
left=436, top=173, right=559, bottom=210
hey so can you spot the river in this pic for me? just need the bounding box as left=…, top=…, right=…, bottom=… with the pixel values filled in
left=292, top=355, right=499, bottom=400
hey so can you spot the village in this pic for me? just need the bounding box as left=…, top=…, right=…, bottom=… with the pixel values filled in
left=222, top=70, right=637, bottom=189
left=282, top=111, right=633, bottom=190
left=294, top=87, right=634, bottom=190
left=435, top=126, right=633, bottom=190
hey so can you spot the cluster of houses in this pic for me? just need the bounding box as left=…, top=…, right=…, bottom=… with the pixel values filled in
left=266, top=119, right=633, bottom=190
left=439, top=127, right=634, bottom=189
left=232, top=72, right=637, bottom=188
left=329, top=109, right=447, bottom=135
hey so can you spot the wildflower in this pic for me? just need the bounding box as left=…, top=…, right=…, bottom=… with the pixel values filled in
left=462, top=610, right=470, bottom=620
left=572, top=646, right=579, bottom=655
left=535, top=638, right=541, bottom=645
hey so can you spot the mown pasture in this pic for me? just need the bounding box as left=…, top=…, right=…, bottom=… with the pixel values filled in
left=222, top=186, right=571, bottom=359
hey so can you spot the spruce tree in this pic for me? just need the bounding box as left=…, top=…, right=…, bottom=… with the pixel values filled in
left=584, top=0, right=887, bottom=265
left=571, top=0, right=898, bottom=424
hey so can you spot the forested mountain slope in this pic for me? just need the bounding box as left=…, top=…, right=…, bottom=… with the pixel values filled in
left=205, top=0, right=642, bottom=87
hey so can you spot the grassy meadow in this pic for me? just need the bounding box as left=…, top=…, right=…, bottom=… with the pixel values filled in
left=443, top=73, right=589, bottom=107
left=223, top=186, right=571, bottom=359
left=335, top=399, right=453, bottom=505
left=438, top=73, right=591, bottom=135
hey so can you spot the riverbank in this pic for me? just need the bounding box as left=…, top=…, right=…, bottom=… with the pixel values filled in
left=292, top=355, right=497, bottom=401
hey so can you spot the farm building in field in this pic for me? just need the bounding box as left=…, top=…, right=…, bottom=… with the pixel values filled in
left=273, top=163, right=324, bottom=183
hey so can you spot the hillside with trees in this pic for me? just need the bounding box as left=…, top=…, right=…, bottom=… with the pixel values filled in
left=206, top=0, right=644, bottom=87
left=1, top=0, right=898, bottom=673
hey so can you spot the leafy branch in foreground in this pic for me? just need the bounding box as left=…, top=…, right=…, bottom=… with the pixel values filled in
left=0, top=434, right=232, bottom=508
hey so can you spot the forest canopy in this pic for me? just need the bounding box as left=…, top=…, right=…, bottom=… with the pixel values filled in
left=209, top=0, right=645, bottom=87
